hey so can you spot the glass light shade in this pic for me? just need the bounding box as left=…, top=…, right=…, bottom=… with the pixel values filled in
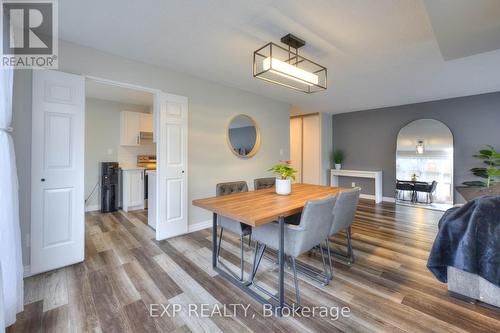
left=262, top=57, right=319, bottom=86
left=416, top=141, right=425, bottom=154
left=253, top=43, right=327, bottom=93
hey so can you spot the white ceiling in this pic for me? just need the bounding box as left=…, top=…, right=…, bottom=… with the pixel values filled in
left=397, top=119, right=453, bottom=152
left=85, top=79, right=154, bottom=107
left=424, top=0, right=500, bottom=60
left=60, top=0, right=500, bottom=114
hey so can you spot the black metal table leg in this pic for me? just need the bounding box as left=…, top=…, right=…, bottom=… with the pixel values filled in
left=212, top=213, right=217, bottom=268
left=210, top=212, right=291, bottom=316
left=278, top=215, right=285, bottom=316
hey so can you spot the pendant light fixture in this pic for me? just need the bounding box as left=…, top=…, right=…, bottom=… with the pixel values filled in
left=253, top=34, right=327, bottom=93
left=416, top=140, right=425, bottom=154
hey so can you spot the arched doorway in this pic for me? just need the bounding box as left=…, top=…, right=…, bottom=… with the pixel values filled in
left=396, top=119, right=454, bottom=206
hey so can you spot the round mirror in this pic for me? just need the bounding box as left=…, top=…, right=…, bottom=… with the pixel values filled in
left=227, top=114, right=260, bottom=158
left=396, top=119, right=454, bottom=204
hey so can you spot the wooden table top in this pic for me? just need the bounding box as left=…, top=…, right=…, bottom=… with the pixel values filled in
left=192, top=183, right=346, bottom=227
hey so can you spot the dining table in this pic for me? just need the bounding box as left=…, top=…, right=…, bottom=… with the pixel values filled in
left=192, top=183, right=346, bottom=315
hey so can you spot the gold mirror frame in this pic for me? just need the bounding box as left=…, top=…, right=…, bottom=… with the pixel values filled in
left=226, top=114, right=261, bottom=159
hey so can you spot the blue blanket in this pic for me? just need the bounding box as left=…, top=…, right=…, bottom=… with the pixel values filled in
left=427, top=196, right=500, bottom=287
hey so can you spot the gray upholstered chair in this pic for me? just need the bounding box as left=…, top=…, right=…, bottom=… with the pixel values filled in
left=325, top=187, right=361, bottom=277
left=254, top=177, right=275, bottom=190
left=250, top=195, right=336, bottom=305
left=216, top=181, right=251, bottom=281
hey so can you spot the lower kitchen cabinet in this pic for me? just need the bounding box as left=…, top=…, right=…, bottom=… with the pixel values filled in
left=122, top=168, right=144, bottom=212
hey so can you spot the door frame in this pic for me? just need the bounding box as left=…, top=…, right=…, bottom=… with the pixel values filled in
left=84, top=75, right=188, bottom=241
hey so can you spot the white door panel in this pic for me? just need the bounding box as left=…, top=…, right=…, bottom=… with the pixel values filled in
left=166, top=178, right=182, bottom=220
left=31, top=70, right=85, bottom=275
left=156, top=93, right=188, bottom=240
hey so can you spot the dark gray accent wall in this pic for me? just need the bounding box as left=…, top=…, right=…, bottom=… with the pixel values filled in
left=332, top=92, right=500, bottom=203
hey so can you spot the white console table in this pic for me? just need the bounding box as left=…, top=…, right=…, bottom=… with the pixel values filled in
left=330, top=169, right=383, bottom=203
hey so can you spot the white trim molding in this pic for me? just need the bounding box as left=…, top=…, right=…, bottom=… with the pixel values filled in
left=85, top=204, right=100, bottom=212
left=188, top=220, right=212, bottom=233
left=359, top=194, right=395, bottom=203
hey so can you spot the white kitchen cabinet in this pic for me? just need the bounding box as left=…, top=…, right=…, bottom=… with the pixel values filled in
left=122, top=168, right=144, bottom=212
left=140, top=113, right=153, bottom=133
left=120, top=111, right=154, bottom=146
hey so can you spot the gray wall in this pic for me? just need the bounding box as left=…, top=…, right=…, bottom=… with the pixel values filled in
left=12, top=40, right=290, bottom=266
left=332, top=92, right=500, bottom=202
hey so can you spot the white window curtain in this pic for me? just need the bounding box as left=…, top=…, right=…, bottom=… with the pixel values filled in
left=0, top=66, right=24, bottom=328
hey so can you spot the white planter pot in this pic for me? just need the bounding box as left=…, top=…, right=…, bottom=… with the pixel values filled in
left=275, top=178, right=292, bottom=195
left=335, top=164, right=342, bottom=170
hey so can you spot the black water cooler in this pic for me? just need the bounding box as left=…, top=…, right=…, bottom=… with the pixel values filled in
left=101, top=162, right=119, bottom=213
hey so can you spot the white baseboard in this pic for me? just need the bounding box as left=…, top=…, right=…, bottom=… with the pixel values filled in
left=23, top=265, right=32, bottom=278
left=188, top=220, right=212, bottom=233
left=359, top=194, right=396, bottom=203
left=85, top=204, right=100, bottom=212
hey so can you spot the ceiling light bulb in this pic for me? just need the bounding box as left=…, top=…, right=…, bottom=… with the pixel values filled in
left=263, top=57, right=319, bottom=86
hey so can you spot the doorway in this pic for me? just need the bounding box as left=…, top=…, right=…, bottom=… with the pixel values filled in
left=395, top=119, right=454, bottom=211
left=84, top=78, right=156, bottom=229
left=30, top=71, right=188, bottom=275
left=290, top=113, right=322, bottom=184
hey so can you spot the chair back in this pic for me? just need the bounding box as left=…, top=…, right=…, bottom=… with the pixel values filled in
left=293, top=195, right=336, bottom=255
left=330, top=187, right=361, bottom=236
left=216, top=181, right=248, bottom=196
left=216, top=181, right=250, bottom=235
left=254, top=177, right=275, bottom=190
left=396, top=180, right=413, bottom=191
left=414, top=182, right=430, bottom=192
left=430, top=181, right=438, bottom=193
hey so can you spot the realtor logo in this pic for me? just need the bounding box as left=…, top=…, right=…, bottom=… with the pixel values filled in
left=1, top=0, right=58, bottom=68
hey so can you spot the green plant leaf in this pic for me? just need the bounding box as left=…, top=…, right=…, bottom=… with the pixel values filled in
left=462, top=181, right=487, bottom=187
left=479, top=149, right=494, bottom=156
left=470, top=168, right=488, bottom=178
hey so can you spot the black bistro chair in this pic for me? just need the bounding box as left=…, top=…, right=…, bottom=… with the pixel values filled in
left=395, top=180, right=414, bottom=201
left=414, top=181, right=438, bottom=204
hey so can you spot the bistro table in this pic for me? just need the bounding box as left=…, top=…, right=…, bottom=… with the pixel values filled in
left=192, top=183, right=345, bottom=315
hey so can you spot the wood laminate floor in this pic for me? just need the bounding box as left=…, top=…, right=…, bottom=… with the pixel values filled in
left=8, top=200, right=500, bottom=333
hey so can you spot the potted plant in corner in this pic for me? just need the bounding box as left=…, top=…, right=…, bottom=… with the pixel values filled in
left=333, top=149, right=345, bottom=170
left=456, top=145, right=500, bottom=201
left=269, top=160, right=297, bottom=195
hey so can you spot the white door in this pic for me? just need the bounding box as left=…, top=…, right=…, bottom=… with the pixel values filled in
left=31, top=70, right=85, bottom=275
left=156, top=92, right=188, bottom=240
left=290, top=117, right=303, bottom=183
left=302, top=114, right=321, bottom=185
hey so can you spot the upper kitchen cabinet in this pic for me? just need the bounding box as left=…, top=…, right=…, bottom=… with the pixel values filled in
left=120, top=111, right=154, bottom=146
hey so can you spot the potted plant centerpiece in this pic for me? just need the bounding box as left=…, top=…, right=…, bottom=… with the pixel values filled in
left=269, top=160, right=297, bottom=195
left=456, top=145, right=500, bottom=201
left=333, top=149, right=345, bottom=170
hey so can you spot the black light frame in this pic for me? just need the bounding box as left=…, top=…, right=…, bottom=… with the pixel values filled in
left=253, top=41, right=327, bottom=93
